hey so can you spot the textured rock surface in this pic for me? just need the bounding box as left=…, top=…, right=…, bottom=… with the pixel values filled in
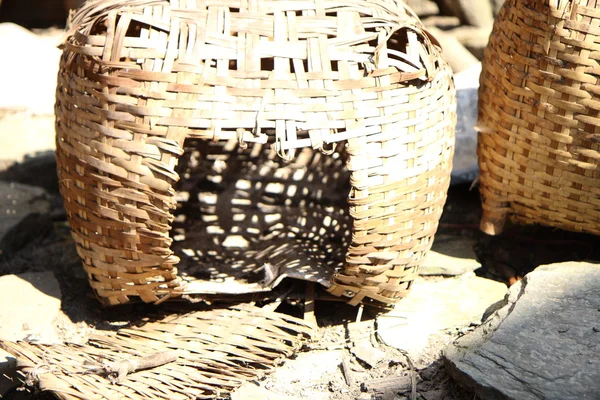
left=427, top=27, right=479, bottom=73
left=0, top=23, right=60, bottom=163
left=450, top=26, right=492, bottom=60
left=0, top=23, right=61, bottom=115
left=348, top=321, right=387, bottom=368
left=0, top=114, right=56, bottom=164
left=376, top=273, right=507, bottom=364
left=231, top=383, right=301, bottom=400
left=445, top=262, right=600, bottom=400
left=451, top=63, right=481, bottom=185
left=0, top=181, right=51, bottom=256
left=232, top=350, right=343, bottom=400
left=420, top=235, right=480, bottom=276
left=0, top=152, right=58, bottom=194
left=405, top=0, right=439, bottom=16
left=0, top=272, right=62, bottom=344
left=0, top=348, right=17, bottom=396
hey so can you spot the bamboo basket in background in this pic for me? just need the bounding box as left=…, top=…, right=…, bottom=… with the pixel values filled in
left=55, top=0, right=456, bottom=307
left=478, top=0, right=600, bottom=235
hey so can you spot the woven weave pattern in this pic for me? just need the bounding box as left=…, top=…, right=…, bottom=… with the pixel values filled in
left=478, top=0, right=600, bottom=235
left=0, top=304, right=312, bottom=400
left=56, top=0, right=456, bottom=305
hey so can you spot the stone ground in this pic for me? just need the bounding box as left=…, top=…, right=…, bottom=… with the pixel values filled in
left=3, top=151, right=599, bottom=400
left=2, top=1, right=600, bottom=399
left=0, top=165, right=498, bottom=400
left=3, top=155, right=599, bottom=400
left=445, top=263, right=600, bottom=400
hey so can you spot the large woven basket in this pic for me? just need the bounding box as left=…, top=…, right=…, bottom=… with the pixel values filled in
left=56, top=0, right=456, bottom=306
left=478, top=0, right=600, bottom=235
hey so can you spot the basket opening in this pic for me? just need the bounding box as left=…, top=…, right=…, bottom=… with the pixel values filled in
left=88, top=14, right=146, bottom=38
left=170, top=138, right=352, bottom=295
left=259, top=57, right=315, bottom=75
left=367, top=26, right=432, bottom=79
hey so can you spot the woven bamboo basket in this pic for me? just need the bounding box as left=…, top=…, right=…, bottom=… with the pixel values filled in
left=56, top=0, right=456, bottom=306
left=478, top=0, right=600, bottom=236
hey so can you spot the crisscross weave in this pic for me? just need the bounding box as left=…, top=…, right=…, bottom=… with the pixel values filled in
left=56, top=0, right=455, bottom=306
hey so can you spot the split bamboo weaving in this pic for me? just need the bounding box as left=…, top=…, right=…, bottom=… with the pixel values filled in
left=478, top=0, right=600, bottom=235
left=0, top=304, right=312, bottom=399
left=56, top=0, right=456, bottom=306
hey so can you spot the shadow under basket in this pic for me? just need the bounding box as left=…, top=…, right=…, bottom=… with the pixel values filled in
left=55, top=0, right=456, bottom=306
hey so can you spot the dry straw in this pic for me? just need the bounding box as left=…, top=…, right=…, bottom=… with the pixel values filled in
left=0, top=304, right=312, bottom=399
left=56, top=0, right=456, bottom=306
left=478, top=0, right=600, bottom=235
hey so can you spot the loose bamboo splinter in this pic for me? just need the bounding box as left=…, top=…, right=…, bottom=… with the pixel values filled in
left=84, top=350, right=180, bottom=384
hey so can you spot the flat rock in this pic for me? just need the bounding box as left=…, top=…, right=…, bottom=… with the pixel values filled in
left=420, top=235, right=481, bottom=276
left=377, top=273, right=507, bottom=364
left=0, top=23, right=61, bottom=115
left=422, top=15, right=461, bottom=30
left=0, top=182, right=52, bottom=256
left=492, top=0, right=505, bottom=16
left=0, top=272, right=62, bottom=344
left=347, top=321, right=386, bottom=368
left=450, top=26, right=492, bottom=60
left=405, top=0, right=439, bottom=16
left=444, top=262, right=600, bottom=400
left=427, top=27, right=479, bottom=74
left=450, top=0, right=494, bottom=28
left=0, top=24, right=60, bottom=163
left=235, top=350, right=344, bottom=400
left=351, top=342, right=386, bottom=368
left=0, top=349, right=16, bottom=371
left=451, top=63, right=481, bottom=185
left=0, top=348, right=17, bottom=396
left=231, top=383, right=300, bottom=400
left=0, top=151, right=58, bottom=194
left=0, top=114, right=56, bottom=164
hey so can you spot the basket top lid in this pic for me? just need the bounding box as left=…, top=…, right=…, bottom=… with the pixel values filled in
left=61, top=0, right=446, bottom=159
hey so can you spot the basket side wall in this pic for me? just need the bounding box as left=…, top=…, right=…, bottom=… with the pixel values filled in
left=478, top=0, right=600, bottom=236
left=55, top=0, right=456, bottom=306
left=330, top=62, right=456, bottom=305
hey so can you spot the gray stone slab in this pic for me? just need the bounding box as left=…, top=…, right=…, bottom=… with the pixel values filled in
left=451, top=63, right=481, bottom=185
left=0, top=152, right=57, bottom=193
left=427, top=27, right=479, bottom=73
left=0, top=348, right=18, bottom=396
left=420, top=235, right=481, bottom=276
left=0, top=23, right=61, bottom=116
left=0, top=24, right=59, bottom=163
left=233, top=350, right=343, bottom=400
left=377, top=273, right=507, bottom=365
left=0, top=181, right=52, bottom=256
left=0, top=114, right=56, bottom=164
left=405, top=0, right=439, bottom=16
left=445, top=262, right=600, bottom=400
left=0, top=272, right=62, bottom=344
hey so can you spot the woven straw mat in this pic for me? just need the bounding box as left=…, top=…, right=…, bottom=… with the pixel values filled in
left=0, top=304, right=312, bottom=400
left=55, top=0, right=456, bottom=306
left=478, top=0, right=600, bottom=235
